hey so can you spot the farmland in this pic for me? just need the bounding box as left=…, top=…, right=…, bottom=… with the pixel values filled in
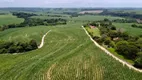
left=113, top=23, right=142, bottom=36
left=109, top=9, right=142, bottom=14
left=0, top=8, right=142, bottom=80
left=79, top=10, right=103, bottom=14
left=0, top=14, right=24, bottom=26
left=71, top=15, right=124, bottom=21
left=0, top=21, right=142, bottom=80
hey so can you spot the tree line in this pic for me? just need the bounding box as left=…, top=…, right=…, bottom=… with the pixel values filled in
left=131, top=24, right=142, bottom=29
left=0, top=40, right=38, bottom=54
left=100, top=10, right=142, bottom=20
left=84, top=19, right=142, bottom=69
left=0, top=12, right=67, bottom=31
left=112, top=19, right=137, bottom=23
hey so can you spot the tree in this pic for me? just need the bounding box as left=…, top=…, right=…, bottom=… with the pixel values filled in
left=137, top=52, right=142, bottom=56
left=104, top=18, right=109, bottom=22
left=104, top=37, right=111, bottom=46
left=131, top=24, right=137, bottom=27
left=116, top=41, right=139, bottom=59
left=8, top=46, right=17, bottom=53
left=116, top=41, right=129, bottom=56
left=108, top=31, right=118, bottom=39
left=29, top=40, right=38, bottom=50
left=134, top=56, right=142, bottom=68
left=110, top=26, right=116, bottom=30
left=109, top=41, right=116, bottom=48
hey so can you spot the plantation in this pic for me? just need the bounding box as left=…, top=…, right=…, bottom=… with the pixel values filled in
left=0, top=21, right=142, bottom=80
left=1, top=8, right=142, bottom=80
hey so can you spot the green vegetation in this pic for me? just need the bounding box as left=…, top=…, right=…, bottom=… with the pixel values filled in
left=0, top=14, right=24, bottom=26
left=0, top=22, right=142, bottom=80
left=113, top=23, right=142, bottom=36
left=0, top=40, right=38, bottom=54
left=0, top=12, right=67, bottom=31
left=85, top=26, right=101, bottom=37
left=85, top=19, right=142, bottom=68
left=109, top=9, right=142, bottom=14
left=1, top=8, right=142, bottom=80
left=71, top=15, right=124, bottom=21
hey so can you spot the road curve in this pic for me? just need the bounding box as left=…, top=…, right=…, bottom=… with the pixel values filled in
left=82, top=26, right=142, bottom=73
left=38, top=30, right=51, bottom=49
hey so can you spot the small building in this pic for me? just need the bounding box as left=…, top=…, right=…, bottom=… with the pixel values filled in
left=90, top=25, right=96, bottom=29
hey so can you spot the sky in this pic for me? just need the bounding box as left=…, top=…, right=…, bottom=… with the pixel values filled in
left=0, top=0, right=142, bottom=8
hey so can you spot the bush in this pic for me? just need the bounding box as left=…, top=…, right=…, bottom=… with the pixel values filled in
left=0, top=40, right=38, bottom=54
left=29, top=40, right=38, bottom=50
left=116, top=41, right=139, bottom=59
left=134, top=56, right=142, bottom=68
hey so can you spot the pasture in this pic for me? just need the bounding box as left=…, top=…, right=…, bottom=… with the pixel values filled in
left=31, top=15, right=70, bottom=20
left=109, top=9, right=142, bottom=14
left=0, top=14, right=24, bottom=26
left=71, top=15, right=124, bottom=21
left=0, top=22, right=142, bottom=80
left=113, top=23, right=142, bottom=36
left=85, top=26, right=101, bottom=37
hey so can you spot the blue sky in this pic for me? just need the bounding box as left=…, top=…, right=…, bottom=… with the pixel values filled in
left=0, top=0, right=142, bottom=8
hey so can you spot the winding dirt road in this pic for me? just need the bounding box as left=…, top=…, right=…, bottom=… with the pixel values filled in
left=82, top=26, right=142, bottom=73
left=38, top=30, right=51, bottom=49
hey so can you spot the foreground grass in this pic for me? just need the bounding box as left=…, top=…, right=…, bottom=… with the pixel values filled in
left=0, top=14, right=24, bottom=26
left=0, top=22, right=142, bottom=80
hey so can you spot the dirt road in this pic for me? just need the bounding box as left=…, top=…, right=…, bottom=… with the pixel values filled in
left=82, top=26, right=142, bottom=73
left=38, top=30, right=51, bottom=49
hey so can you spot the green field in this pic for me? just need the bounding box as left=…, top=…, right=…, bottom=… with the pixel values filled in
left=109, top=9, right=142, bottom=14
left=85, top=26, right=101, bottom=37
left=0, top=22, right=142, bottom=80
left=113, top=23, right=142, bottom=36
left=0, top=14, right=24, bottom=26
left=71, top=15, right=124, bottom=21
left=31, top=15, right=124, bottom=22
left=31, top=15, right=70, bottom=20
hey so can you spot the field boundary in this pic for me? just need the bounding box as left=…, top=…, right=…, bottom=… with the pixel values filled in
left=38, top=30, right=51, bottom=49
left=82, top=26, right=142, bottom=73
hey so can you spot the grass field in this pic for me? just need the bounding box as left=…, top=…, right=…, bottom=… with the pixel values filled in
left=85, top=26, right=101, bottom=37
left=0, top=22, right=142, bottom=80
left=113, top=23, right=142, bottom=36
left=31, top=15, right=124, bottom=22
left=71, top=15, right=124, bottom=21
left=109, top=9, right=142, bottom=14
left=0, top=14, right=24, bottom=26
left=0, top=26, right=50, bottom=45
left=31, top=15, right=70, bottom=20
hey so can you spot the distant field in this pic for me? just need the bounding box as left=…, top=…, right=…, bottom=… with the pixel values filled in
left=109, top=10, right=142, bottom=14
left=0, top=14, right=24, bottom=26
left=31, top=15, right=124, bottom=22
left=31, top=15, right=70, bottom=20
left=71, top=15, right=124, bottom=21
left=123, top=10, right=142, bottom=14
left=113, top=23, right=142, bottom=36
left=79, top=10, right=103, bottom=14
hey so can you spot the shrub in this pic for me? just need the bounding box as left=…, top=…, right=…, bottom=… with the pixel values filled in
left=134, top=56, right=142, bottom=69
